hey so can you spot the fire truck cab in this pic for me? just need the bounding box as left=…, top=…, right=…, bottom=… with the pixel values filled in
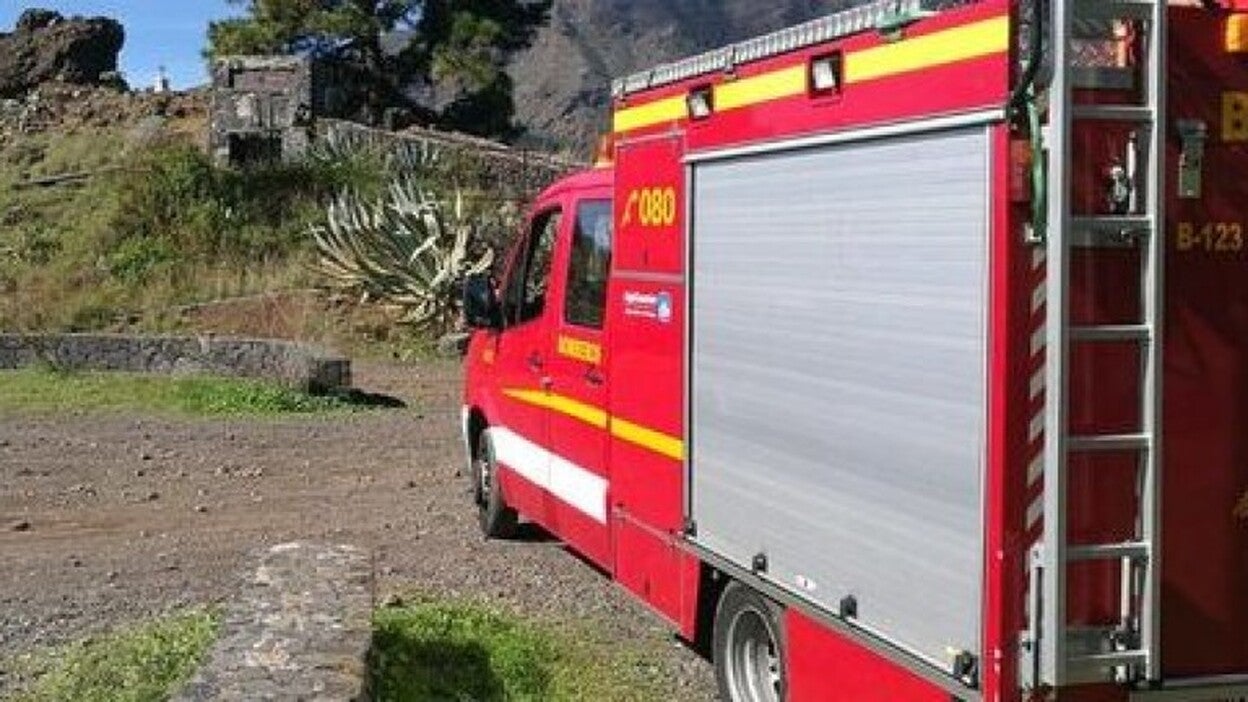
left=462, top=1, right=1248, bottom=700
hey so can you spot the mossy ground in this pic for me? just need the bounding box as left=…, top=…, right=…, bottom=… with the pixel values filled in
left=4, top=609, right=218, bottom=702
left=370, top=597, right=673, bottom=702
left=0, top=369, right=373, bottom=417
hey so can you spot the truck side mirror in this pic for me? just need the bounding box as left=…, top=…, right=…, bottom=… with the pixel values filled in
left=463, top=274, right=503, bottom=330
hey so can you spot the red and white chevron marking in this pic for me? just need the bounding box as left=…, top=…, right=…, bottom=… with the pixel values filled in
left=1024, top=244, right=1048, bottom=549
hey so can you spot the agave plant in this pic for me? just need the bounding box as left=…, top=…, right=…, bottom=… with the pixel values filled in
left=311, top=178, right=514, bottom=335
left=313, top=120, right=444, bottom=175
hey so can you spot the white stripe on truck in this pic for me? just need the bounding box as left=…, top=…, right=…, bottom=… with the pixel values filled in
left=488, top=427, right=608, bottom=524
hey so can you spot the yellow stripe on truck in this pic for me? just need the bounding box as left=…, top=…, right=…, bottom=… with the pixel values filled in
left=714, top=65, right=807, bottom=112
left=844, top=16, right=1009, bottom=83
left=613, top=94, right=688, bottom=133
left=503, top=389, right=608, bottom=429
left=612, top=14, right=1009, bottom=134
left=503, top=388, right=684, bottom=461
left=610, top=417, right=685, bottom=461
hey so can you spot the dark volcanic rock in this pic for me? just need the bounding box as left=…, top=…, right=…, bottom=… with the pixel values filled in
left=0, top=9, right=125, bottom=98
left=16, top=9, right=62, bottom=33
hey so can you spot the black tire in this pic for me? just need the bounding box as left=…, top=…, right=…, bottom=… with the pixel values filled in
left=713, top=581, right=786, bottom=702
left=472, top=429, right=518, bottom=539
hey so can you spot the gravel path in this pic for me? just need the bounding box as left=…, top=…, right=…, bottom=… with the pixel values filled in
left=0, top=360, right=715, bottom=699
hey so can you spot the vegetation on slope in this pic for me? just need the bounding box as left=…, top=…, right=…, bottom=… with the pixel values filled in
left=0, top=79, right=564, bottom=354
left=0, top=120, right=389, bottom=343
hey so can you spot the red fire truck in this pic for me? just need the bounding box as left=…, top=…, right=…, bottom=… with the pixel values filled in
left=460, top=0, right=1248, bottom=699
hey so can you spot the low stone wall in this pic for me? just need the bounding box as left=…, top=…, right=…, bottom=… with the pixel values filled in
left=0, top=333, right=350, bottom=393
left=319, top=118, right=580, bottom=201
left=176, top=542, right=374, bottom=701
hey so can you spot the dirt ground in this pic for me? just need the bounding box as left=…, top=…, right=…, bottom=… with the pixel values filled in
left=0, top=360, right=716, bottom=699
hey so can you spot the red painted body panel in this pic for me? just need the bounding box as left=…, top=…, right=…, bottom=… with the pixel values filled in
left=607, top=133, right=685, bottom=529
left=613, top=515, right=685, bottom=630
left=1157, top=10, right=1248, bottom=678
left=607, top=133, right=689, bottom=626
left=786, top=610, right=950, bottom=702
left=612, top=136, right=685, bottom=275
left=490, top=310, right=551, bottom=508
left=461, top=4, right=1248, bottom=701
left=547, top=181, right=614, bottom=569
left=986, top=121, right=1028, bottom=702
left=498, top=468, right=546, bottom=532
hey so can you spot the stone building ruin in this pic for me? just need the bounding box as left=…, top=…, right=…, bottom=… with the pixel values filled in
left=209, top=56, right=321, bottom=167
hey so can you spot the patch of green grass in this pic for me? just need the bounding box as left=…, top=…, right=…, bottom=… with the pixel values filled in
left=7, top=609, right=217, bottom=702
left=370, top=598, right=670, bottom=702
left=0, top=369, right=365, bottom=417
left=172, top=375, right=358, bottom=415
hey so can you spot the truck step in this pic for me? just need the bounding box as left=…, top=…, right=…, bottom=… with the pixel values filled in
left=1068, top=541, right=1150, bottom=562
left=1070, top=216, right=1152, bottom=248
left=1073, top=0, right=1157, bottom=21
left=1071, top=215, right=1153, bottom=234
left=1070, top=325, right=1152, bottom=342
left=1072, top=105, right=1156, bottom=122
left=1067, top=650, right=1150, bottom=680
left=1068, top=433, right=1152, bottom=452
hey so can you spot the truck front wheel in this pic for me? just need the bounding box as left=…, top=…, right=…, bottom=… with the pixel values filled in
left=713, top=580, right=786, bottom=702
left=473, top=430, right=518, bottom=539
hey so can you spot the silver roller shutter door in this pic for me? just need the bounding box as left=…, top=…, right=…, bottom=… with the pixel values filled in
left=690, top=124, right=991, bottom=666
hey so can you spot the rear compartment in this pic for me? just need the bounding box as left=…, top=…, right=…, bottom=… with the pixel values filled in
left=463, top=2, right=1248, bottom=700
left=612, top=1, right=1248, bottom=698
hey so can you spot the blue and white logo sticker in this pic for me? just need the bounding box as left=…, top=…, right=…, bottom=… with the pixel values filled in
left=656, top=292, right=673, bottom=324
left=623, top=290, right=675, bottom=325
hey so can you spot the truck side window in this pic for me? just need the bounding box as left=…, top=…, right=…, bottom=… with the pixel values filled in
left=504, top=208, right=561, bottom=327
left=564, top=199, right=613, bottom=329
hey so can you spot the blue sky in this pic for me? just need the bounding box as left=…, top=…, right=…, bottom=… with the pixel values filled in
left=1, top=1, right=243, bottom=89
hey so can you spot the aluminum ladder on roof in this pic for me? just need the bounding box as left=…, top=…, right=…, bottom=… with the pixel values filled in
left=1026, top=0, right=1167, bottom=691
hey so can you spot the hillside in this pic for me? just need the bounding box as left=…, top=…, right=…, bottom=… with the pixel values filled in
left=509, top=0, right=865, bottom=150
left=0, top=2, right=869, bottom=345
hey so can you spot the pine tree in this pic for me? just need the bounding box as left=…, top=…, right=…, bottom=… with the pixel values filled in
left=208, top=0, right=551, bottom=138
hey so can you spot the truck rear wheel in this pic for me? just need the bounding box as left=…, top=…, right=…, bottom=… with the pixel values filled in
left=473, top=430, right=518, bottom=539
left=713, top=581, right=786, bottom=702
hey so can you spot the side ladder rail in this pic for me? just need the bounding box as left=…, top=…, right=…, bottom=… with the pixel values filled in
left=1139, top=0, right=1166, bottom=682
left=1037, top=0, right=1166, bottom=689
left=1039, top=0, right=1075, bottom=685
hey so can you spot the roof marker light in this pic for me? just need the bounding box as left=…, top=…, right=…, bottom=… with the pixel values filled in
left=810, top=53, right=843, bottom=94
left=687, top=86, right=714, bottom=121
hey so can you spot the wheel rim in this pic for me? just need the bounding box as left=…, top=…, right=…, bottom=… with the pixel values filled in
left=475, top=438, right=493, bottom=506
left=724, top=605, right=782, bottom=702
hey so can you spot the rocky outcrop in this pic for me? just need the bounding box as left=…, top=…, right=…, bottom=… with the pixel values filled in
left=0, top=9, right=125, bottom=99
left=0, top=82, right=207, bottom=143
